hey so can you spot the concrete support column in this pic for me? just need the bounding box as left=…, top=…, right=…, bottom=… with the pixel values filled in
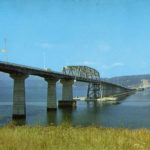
left=45, top=78, right=58, bottom=111
left=59, top=79, right=76, bottom=107
left=10, top=74, right=28, bottom=119
left=61, top=79, right=74, bottom=101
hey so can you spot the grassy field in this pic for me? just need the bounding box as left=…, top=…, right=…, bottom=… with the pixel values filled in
left=0, top=122, right=150, bottom=150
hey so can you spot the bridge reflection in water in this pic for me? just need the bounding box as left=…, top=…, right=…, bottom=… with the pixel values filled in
left=9, top=95, right=130, bottom=127
left=1, top=88, right=150, bottom=128
left=0, top=61, right=135, bottom=120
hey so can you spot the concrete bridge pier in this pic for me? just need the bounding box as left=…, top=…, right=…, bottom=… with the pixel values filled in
left=10, top=74, right=28, bottom=119
left=45, top=78, right=58, bottom=110
left=59, top=79, right=76, bottom=107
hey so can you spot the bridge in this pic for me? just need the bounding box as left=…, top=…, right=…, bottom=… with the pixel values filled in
left=0, top=61, right=134, bottom=119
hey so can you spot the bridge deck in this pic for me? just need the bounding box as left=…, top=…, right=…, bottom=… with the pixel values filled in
left=0, top=61, right=130, bottom=90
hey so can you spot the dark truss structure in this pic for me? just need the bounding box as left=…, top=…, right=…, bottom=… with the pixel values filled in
left=62, top=66, right=101, bottom=99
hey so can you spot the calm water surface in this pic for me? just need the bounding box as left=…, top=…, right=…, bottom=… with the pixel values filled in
left=0, top=86, right=150, bottom=129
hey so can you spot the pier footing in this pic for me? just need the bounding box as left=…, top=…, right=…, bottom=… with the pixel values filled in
left=47, top=108, right=57, bottom=111
left=12, top=114, right=26, bottom=119
left=58, top=100, right=77, bottom=108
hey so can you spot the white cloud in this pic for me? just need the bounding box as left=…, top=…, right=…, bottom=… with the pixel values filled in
left=74, top=61, right=96, bottom=66
left=112, top=62, right=124, bottom=67
left=39, top=43, right=55, bottom=49
left=102, top=62, right=124, bottom=69
left=68, top=61, right=124, bottom=71
left=36, top=42, right=73, bottom=50
left=101, top=65, right=110, bottom=69
left=98, top=43, right=111, bottom=52
left=82, top=61, right=95, bottom=65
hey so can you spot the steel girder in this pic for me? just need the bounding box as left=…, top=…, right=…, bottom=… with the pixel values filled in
left=62, top=66, right=100, bottom=80
left=62, top=66, right=101, bottom=99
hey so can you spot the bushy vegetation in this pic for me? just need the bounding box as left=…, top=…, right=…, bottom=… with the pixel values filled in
left=0, top=122, right=150, bottom=150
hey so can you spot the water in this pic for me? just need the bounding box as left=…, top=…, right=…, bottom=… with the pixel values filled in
left=0, top=85, right=150, bottom=129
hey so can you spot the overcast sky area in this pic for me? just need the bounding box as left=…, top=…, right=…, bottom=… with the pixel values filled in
left=0, top=0, right=150, bottom=78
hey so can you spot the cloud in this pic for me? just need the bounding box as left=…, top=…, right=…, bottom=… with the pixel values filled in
left=98, top=43, right=111, bottom=52
left=101, top=65, right=110, bottom=69
left=38, top=43, right=55, bottom=49
left=112, top=62, right=124, bottom=67
left=36, top=42, right=73, bottom=50
left=69, top=60, right=124, bottom=71
left=73, top=61, right=99, bottom=68
left=82, top=61, right=95, bottom=65
left=102, top=62, right=124, bottom=69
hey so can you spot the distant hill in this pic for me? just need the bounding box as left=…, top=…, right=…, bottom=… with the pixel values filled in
left=1, top=72, right=150, bottom=89
left=0, top=72, right=87, bottom=88
left=102, top=74, right=150, bottom=88
left=0, top=72, right=47, bottom=88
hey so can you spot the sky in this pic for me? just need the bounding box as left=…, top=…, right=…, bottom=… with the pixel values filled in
left=0, top=0, right=150, bottom=78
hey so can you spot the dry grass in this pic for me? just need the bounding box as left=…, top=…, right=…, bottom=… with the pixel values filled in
left=0, top=122, right=150, bottom=150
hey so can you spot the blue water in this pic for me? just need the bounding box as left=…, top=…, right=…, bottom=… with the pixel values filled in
left=0, top=84, right=150, bottom=129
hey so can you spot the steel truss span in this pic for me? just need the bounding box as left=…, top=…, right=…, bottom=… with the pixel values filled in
left=62, top=66, right=101, bottom=99
left=62, top=66, right=100, bottom=80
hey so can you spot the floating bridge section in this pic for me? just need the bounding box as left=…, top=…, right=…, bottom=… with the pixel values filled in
left=0, top=61, right=133, bottom=119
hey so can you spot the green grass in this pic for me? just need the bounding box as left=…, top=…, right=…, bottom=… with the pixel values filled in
left=0, top=122, right=150, bottom=150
